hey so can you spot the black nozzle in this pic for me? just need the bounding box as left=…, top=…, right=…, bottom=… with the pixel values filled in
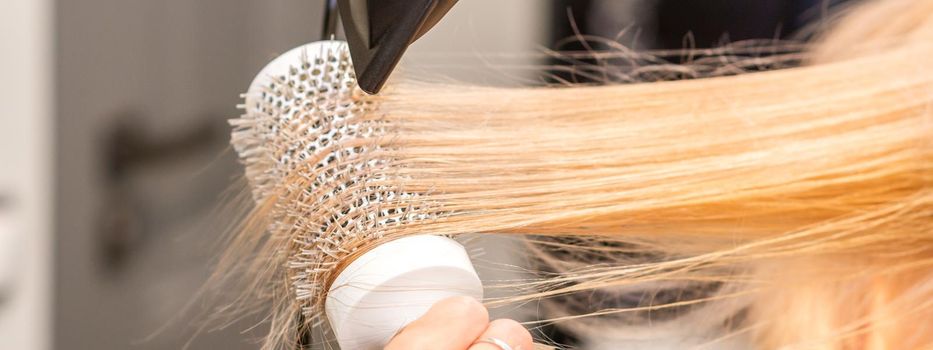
left=338, top=0, right=458, bottom=94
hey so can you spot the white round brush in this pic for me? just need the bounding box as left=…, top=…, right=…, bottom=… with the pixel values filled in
left=237, top=40, right=483, bottom=350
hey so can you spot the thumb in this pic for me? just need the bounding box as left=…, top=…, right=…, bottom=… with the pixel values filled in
left=385, top=296, right=489, bottom=350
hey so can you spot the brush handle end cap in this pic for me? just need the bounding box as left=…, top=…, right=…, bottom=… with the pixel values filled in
left=324, top=235, right=483, bottom=350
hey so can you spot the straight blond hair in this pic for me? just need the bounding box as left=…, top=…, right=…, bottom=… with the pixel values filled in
left=218, top=0, right=933, bottom=348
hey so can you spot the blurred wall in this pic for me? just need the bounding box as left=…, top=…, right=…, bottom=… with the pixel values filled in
left=55, top=0, right=321, bottom=349
left=407, top=0, right=547, bottom=84
left=0, top=1, right=54, bottom=350
left=54, top=1, right=544, bottom=349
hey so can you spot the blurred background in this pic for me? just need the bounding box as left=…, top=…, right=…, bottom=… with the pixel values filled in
left=0, top=0, right=838, bottom=349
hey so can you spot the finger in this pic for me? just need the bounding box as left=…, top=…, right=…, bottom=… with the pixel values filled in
left=385, top=296, right=489, bottom=350
left=468, top=319, right=534, bottom=350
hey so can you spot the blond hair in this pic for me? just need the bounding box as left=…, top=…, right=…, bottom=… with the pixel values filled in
left=218, top=0, right=933, bottom=348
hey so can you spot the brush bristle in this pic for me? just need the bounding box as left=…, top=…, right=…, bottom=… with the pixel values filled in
left=232, top=41, right=362, bottom=201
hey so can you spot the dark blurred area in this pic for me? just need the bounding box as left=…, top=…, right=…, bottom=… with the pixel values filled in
left=0, top=0, right=848, bottom=349
left=551, top=0, right=830, bottom=50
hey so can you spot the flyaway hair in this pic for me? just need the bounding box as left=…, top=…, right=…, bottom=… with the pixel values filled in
left=216, top=0, right=933, bottom=348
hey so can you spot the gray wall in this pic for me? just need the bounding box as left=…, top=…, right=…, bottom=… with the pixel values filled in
left=55, top=0, right=323, bottom=348
left=54, top=1, right=543, bottom=349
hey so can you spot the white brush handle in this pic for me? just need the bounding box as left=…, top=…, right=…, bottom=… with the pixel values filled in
left=325, top=235, right=484, bottom=350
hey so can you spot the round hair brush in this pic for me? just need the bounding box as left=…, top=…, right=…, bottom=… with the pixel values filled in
left=233, top=40, right=483, bottom=349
